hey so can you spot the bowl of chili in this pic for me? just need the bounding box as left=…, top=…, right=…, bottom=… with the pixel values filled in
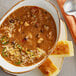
left=0, top=0, right=60, bottom=74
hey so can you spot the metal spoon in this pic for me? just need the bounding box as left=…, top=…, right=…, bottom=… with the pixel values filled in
left=63, top=0, right=76, bottom=17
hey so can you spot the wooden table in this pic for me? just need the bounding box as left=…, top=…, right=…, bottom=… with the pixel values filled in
left=0, top=0, right=76, bottom=76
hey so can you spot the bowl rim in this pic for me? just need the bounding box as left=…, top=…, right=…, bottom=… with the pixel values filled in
left=0, top=0, right=61, bottom=74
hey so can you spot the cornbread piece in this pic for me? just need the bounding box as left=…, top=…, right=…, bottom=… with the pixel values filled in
left=39, top=58, right=59, bottom=76
left=51, top=41, right=74, bottom=57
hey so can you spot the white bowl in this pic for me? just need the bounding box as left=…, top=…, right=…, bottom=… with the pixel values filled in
left=0, top=0, right=60, bottom=74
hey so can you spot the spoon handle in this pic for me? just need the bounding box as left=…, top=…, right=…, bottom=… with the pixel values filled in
left=57, top=0, right=76, bottom=43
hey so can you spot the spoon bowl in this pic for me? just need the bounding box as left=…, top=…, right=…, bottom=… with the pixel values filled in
left=63, top=0, right=76, bottom=17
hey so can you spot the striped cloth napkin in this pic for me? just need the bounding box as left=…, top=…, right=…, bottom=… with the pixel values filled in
left=57, top=0, right=76, bottom=43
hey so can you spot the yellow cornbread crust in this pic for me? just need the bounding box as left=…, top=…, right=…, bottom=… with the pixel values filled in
left=39, top=58, right=59, bottom=76
left=51, top=41, right=74, bottom=57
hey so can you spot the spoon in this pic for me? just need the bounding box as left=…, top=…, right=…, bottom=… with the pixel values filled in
left=63, top=0, right=76, bottom=17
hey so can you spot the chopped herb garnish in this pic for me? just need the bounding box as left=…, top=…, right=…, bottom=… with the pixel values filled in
left=0, top=36, right=9, bottom=45
left=17, top=44, right=22, bottom=50
left=30, top=52, right=34, bottom=56
left=15, top=61, right=21, bottom=65
left=2, top=47, right=7, bottom=57
left=25, top=49, right=34, bottom=57
left=2, top=52, right=5, bottom=56
left=25, top=50, right=30, bottom=54
left=3, top=47, right=6, bottom=52
left=33, top=15, right=36, bottom=18
left=12, top=42, right=22, bottom=51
